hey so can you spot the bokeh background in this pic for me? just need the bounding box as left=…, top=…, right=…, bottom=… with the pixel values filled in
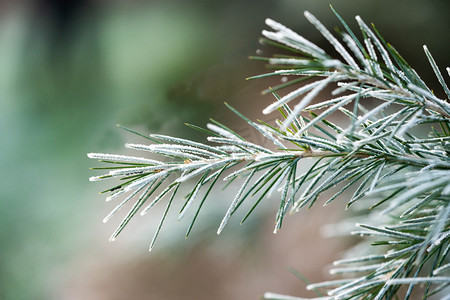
left=1, top=0, right=449, bottom=299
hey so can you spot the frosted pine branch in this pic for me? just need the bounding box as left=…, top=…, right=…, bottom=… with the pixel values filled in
left=89, top=8, right=450, bottom=299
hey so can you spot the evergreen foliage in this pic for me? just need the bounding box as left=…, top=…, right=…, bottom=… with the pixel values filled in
left=89, top=8, right=450, bottom=299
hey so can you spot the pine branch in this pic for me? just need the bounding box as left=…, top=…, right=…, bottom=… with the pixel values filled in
left=89, top=7, right=450, bottom=299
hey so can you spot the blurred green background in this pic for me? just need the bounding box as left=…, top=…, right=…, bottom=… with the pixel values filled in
left=0, top=0, right=449, bottom=299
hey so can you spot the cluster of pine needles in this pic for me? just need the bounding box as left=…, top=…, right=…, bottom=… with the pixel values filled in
left=89, top=7, right=449, bottom=299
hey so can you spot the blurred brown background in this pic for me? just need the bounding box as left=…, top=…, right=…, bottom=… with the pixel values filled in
left=0, top=0, right=449, bottom=299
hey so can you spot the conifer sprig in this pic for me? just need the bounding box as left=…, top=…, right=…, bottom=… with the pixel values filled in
left=89, top=8, right=449, bottom=298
